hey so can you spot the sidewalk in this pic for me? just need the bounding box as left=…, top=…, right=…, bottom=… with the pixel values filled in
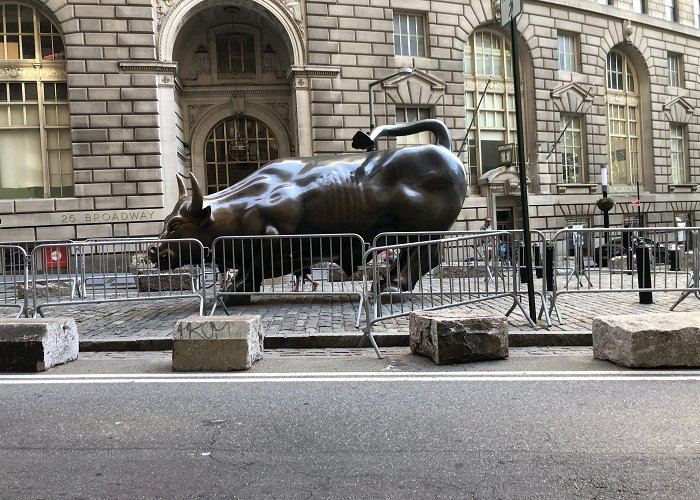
left=30, top=288, right=699, bottom=351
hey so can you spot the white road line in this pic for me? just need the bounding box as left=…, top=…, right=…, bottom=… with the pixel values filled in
left=1, top=372, right=699, bottom=384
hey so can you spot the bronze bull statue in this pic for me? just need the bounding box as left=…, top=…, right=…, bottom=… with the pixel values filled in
left=150, top=119, right=467, bottom=304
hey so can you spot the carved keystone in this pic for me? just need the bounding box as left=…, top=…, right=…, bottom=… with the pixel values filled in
left=593, top=312, right=700, bottom=368
left=0, top=318, right=78, bottom=372
left=172, top=315, right=263, bottom=371
left=409, top=311, right=508, bottom=365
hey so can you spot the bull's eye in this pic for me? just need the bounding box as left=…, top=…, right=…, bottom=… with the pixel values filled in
left=169, top=221, right=183, bottom=232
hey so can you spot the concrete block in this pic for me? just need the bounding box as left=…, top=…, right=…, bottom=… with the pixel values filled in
left=593, top=312, right=700, bottom=368
left=173, top=315, right=263, bottom=371
left=409, top=311, right=508, bottom=365
left=0, top=318, right=78, bottom=372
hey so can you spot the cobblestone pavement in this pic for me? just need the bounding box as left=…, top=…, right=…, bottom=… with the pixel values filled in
left=26, top=286, right=700, bottom=341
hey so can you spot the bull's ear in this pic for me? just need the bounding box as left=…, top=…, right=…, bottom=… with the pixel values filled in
left=176, top=173, right=187, bottom=199
left=199, top=206, right=212, bottom=228
left=189, top=172, right=203, bottom=215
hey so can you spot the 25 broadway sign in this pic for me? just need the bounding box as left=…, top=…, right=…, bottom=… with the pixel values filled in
left=48, top=209, right=166, bottom=225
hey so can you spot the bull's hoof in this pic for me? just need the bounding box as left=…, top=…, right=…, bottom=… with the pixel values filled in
left=378, top=285, right=404, bottom=304
left=222, top=294, right=252, bottom=306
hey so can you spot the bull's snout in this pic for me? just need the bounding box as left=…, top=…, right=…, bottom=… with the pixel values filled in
left=147, top=245, right=158, bottom=264
left=147, top=244, right=177, bottom=269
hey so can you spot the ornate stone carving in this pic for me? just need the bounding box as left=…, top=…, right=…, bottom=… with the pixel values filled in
left=282, top=0, right=303, bottom=23
left=269, top=102, right=290, bottom=123
left=623, top=20, right=633, bottom=43
left=156, top=0, right=178, bottom=28
left=188, top=104, right=214, bottom=130
left=0, top=65, right=22, bottom=78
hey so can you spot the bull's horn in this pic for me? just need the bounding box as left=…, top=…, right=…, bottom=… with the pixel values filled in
left=189, top=172, right=203, bottom=215
left=176, top=173, right=187, bottom=199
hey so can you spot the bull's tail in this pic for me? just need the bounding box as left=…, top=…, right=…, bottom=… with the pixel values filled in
left=352, top=119, right=453, bottom=152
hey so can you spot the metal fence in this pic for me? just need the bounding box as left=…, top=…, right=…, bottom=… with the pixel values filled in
left=362, top=231, right=538, bottom=356
left=548, top=226, right=700, bottom=320
left=0, top=244, right=29, bottom=317
left=30, top=238, right=206, bottom=317
left=209, top=234, right=368, bottom=321
left=1, top=228, right=698, bottom=354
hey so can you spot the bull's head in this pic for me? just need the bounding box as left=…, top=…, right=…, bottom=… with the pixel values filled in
left=148, top=172, right=213, bottom=269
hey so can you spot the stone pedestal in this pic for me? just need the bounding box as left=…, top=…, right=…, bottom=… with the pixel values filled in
left=593, top=312, right=700, bottom=368
left=173, top=315, right=263, bottom=371
left=0, top=318, right=78, bottom=372
left=409, top=311, right=508, bottom=365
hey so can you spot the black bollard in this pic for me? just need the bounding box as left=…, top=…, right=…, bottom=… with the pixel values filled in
left=669, top=247, right=679, bottom=271
left=622, top=229, right=633, bottom=271
left=635, top=238, right=653, bottom=304
left=534, top=243, right=542, bottom=278
left=545, top=241, right=555, bottom=292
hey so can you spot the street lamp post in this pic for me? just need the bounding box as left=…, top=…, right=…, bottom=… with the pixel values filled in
left=368, top=67, right=414, bottom=132
left=600, top=163, right=610, bottom=243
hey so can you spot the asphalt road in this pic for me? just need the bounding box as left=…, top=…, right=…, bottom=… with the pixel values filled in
left=1, top=350, right=699, bottom=499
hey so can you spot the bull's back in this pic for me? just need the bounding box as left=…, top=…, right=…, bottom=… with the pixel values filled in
left=211, top=146, right=467, bottom=235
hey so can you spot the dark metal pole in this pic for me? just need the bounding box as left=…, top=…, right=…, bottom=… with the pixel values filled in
left=636, top=180, right=642, bottom=229
left=510, top=17, right=536, bottom=322
left=601, top=163, right=609, bottom=243
left=457, top=76, right=493, bottom=157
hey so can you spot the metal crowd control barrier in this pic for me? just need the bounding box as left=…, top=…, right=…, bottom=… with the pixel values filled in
left=502, top=229, right=558, bottom=325
left=0, top=245, right=29, bottom=317
left=30, top=238, right=206, bottom=317
left=209, top=234, right=368, bottom=321
left=363, top=231, right=537, bottom=358
left=0, top=240, right=77, bottom=314
left=548, top=226, right=700, bottom=322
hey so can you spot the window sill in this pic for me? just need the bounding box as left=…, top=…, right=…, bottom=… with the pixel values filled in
left=556, top=183, right=598, bottom=195
left=668, top=184, right=697, bottom=193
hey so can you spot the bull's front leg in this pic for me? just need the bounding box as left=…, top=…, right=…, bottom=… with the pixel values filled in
left=384, top=242, right=441, bottom=292
left=222, top=256, right=264, bottom=306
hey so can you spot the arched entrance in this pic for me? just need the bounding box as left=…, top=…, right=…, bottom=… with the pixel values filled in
left=156, top=0, right=310, bottom=207
left=204, top=114, right=279, bottom=193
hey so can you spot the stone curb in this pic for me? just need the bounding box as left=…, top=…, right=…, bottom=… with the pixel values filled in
left=79, top=331, right=592, bottom=352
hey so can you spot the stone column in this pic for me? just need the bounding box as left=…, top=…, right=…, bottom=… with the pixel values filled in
left=288, top=69, right=312, bottom=156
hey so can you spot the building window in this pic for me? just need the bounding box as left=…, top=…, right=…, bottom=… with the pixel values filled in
left=557, top=33, right=578, bottom=72
left=393, top=13, right=425, bottom=57
left=605, top=50, right=640, bottom=190
left=597, top=0, right=612, bottom=4
left=560, top=114, right=585, bottom=183
left=463, top=30, right=520, bottom=183
left=666, top=0, right=677, bottom=22
left=670, top=124, right=687, bottom=184
left=216, top=33, right=255, bottom=77
left=395, top=107, right=432, bottom=147
left=667, top=54, right=682, bottom=88
left=0, top=3, right=71, bottom=199
left=633, top=0, right=646, bottom=13
left=204, top=115, right=278, bottom=194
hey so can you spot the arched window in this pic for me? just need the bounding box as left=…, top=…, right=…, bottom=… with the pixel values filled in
left=204, top=115, right=278, bottom=194
left=605, top=50, right=640, bottom=189
left=0, top=2, right=70, bottom=199
left=463, top=29, right=518, bottom=183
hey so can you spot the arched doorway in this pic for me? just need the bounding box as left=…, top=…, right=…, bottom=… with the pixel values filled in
left=156, top=0, right=308, bottom=208
left=204, top=114, right=279, bottom=193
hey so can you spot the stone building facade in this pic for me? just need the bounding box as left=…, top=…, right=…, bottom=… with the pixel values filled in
left=0, top=0, right=699, bottom=242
